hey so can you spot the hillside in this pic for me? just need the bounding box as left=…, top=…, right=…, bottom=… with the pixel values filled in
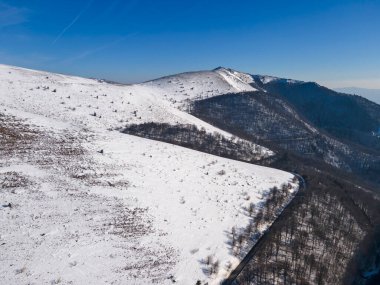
left=141, top=67, right=258, bottom=109
left=2, top=64, right=379, bottom=285
left=0, top=64, right=296, bottom=285
left=261, top=80, right=380, bottom=152
left=335, top=87, right=380, bottom=105
left=191, top=91, right=380, bottom=186
left=185, top=70, right=380, bottom=285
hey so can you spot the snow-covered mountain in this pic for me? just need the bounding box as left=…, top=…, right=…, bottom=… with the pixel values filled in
left=0, top=64, right=297, bottom=285
left=141, top=67, right=259, bottom=108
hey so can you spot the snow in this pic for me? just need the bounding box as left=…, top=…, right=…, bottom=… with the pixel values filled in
left=214, top=67, right=255, bottom=91
left=260, top=75, right=279, bottom=84
left=142, top=67, right=256, bottom=108
left=0, top=64, right=297, bottom=284
left=256, top=75, right=303, bottom=85
left=0, top=64, right=260, bottom=140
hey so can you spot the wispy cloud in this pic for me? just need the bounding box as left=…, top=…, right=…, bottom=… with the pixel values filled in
left=61, top=35, right=134, bottom=65
left=52, top=0, right=94, bottom=45
left=0, top=1, right=28, bottom=29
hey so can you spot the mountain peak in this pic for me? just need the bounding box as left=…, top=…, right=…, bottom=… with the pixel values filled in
left=213, top=66, right=229, bottom=71
left=213, top=66, right=223, bottom=70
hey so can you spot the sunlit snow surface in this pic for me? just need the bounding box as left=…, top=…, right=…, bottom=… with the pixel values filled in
left=0, top=64, right=296, bottom=284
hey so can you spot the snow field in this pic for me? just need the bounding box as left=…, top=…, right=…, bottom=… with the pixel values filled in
left=0, top=64, right=297, bottom=284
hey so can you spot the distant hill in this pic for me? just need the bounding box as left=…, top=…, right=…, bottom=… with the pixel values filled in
left=335, top=87, right=380, bottom=105
left=260, top=81, right=380, bottom=152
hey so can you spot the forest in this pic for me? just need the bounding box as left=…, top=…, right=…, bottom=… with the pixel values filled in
left=234, top=161, right=380, bottom=285
left=121, top=94, right=380, bottom=284
left=122, top=122, right=269, bottom=163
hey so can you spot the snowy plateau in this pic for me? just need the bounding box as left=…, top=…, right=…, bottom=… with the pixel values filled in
left=0, top=64, right=298, bottom=285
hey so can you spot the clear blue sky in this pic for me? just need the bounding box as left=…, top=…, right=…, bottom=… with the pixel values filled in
left=1, top=0, right=380, bottom=88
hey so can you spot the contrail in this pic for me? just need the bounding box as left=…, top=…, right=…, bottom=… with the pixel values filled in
left=61, top=34, right=137, bottom=65
left=52, top=0, right=94, bottom=45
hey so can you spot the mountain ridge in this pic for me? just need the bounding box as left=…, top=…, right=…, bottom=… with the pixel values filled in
left=1, top=63, right=380, bottom=285
left=0, top=63, right=296, bottom=285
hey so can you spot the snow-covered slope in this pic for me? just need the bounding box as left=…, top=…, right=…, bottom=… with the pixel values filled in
left=142, top=67, right=257, bottom=107
left=252, top=74, right=303, bottom=85
left=0, top=64, right=297, bottom=284
left=0, top=65, right=266, bottom=140
left=0, top=65, right=225, bottom=134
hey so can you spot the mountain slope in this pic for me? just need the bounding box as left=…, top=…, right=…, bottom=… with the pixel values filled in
left=0, top=64, right=231, bottom=135
left=141, top=67, right=259, bottom=109
left=183, top=70, right=380, bottom=285
left=191, top=91, right=380, bottom=185
left=261, top=80, right=380, bottom=152
left=0, top=64, right=295, bottom=285
left=3, top=64, right=378, bottom=285
left=178, top=67, right=380, bottom=185
left=335, top=87, right=380, bottom=105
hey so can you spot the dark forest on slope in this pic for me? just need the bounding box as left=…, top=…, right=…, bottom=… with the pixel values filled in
left=122, top=122, right=269, bottom=162
left=190, top=91, right=380, bottom=187
left=188, top=90, right=380, bottom=285
left=234, top=157, right=380, bottom=285
left=120, top=80, right=380, bottom=285
left=257, top=80, right=380, bottom=152
left=121, top=121, right=380, bottom=285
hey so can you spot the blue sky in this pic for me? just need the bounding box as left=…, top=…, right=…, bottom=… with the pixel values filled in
left=0, top=0, right=379, bottom=88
